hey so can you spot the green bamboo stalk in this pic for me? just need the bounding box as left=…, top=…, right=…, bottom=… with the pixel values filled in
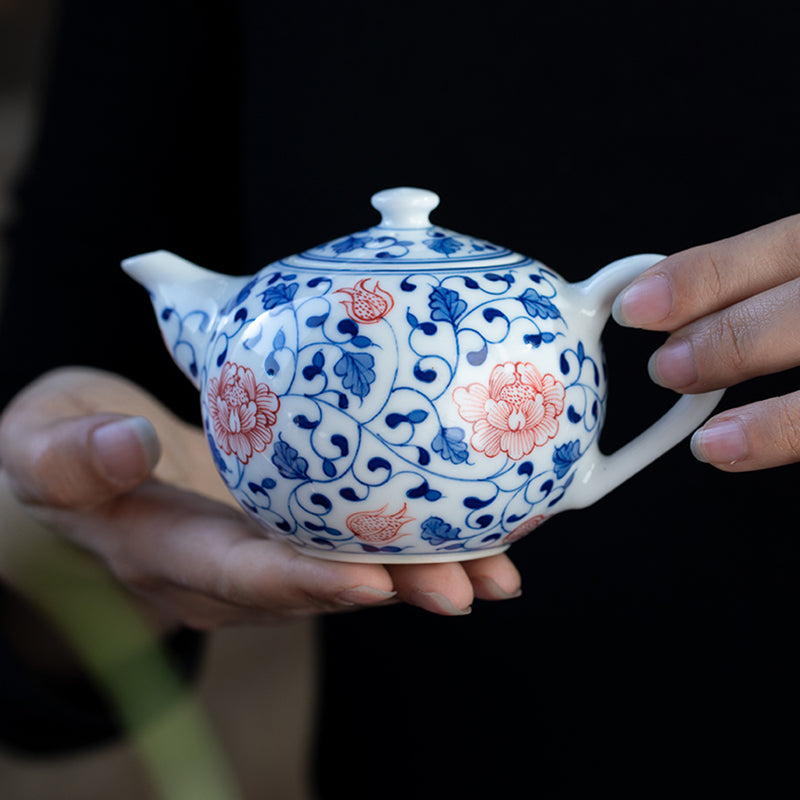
left=11, top=537, right=241, bottom=800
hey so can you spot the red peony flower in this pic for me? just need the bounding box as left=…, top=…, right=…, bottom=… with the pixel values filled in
left=453, top=361, right=565, bottom=460
left=335, top=278, right=395, bottom=324
left=207, top=361, right=280, bottom=464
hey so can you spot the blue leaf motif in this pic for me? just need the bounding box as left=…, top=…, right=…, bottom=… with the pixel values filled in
left=523, top=331, right=556, bottom=348
left=331, top=235, right=371, bottom=255
left=431, top=426, right=469, bottom=464
left=406, top=481, right=442, bottom=501
left=271, top=439, right=309, bottom=480
left=264, top=352, right=280, bottom=376
left=386, top=411, right=428, bottom=429
left=484, top=272, right=514, bottom=284
left=302, top=349, right=325, bottom=381
left=337, top=318, right=359, bottom=337
left=260, top=281, right=298, bottom=310
left=331, top=434, right=349, bottom=457
left=310, top=493, right=332, bottom=510
left=413, top=364, right=437, bottom=383
left=466, top=344, right=487, bottom=366
left=428, top=285, right=467, bottom=326
left=524, top=333, right=542, bottom=348
left=423, top=233, right=463, bottom=257
left=333, top=351, right=376, bottom=398
left=420, top=516, right=462, bottom=546
left=305, top=313, right=328, bottom=328
left=482, top=307, right=507, bottom=323
left=518, top=287, right=562, bottom=321
left=553, top=440, right=581, bottom=479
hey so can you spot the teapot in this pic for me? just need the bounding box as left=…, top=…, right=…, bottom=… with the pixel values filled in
left=123, top=187, right=723, bottom=563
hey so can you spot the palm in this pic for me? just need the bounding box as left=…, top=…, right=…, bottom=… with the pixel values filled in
left=1, top=368, right=522, bottom=628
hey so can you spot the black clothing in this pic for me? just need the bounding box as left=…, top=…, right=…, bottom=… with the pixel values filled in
left=1, top=1, right=798, bottom=796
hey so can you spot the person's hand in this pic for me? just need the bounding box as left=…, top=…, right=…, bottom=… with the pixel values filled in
left=612, top=214, right=800, bottom=471
left=0, top=368, right=521, bottom=628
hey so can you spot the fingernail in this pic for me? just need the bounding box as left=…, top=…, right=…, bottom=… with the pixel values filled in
left=690, top=419, right=748, bottom=465
left=613, top=274, right=672, bottom=327
left=648, top=338, right=698, bottom=388
left=410, top=591, right=472, bottom=616
left=471, top=576, right=522, bottom=601
left=335, top=586, right=397, bottom=606
left=91, top=417, right=161, bottom=485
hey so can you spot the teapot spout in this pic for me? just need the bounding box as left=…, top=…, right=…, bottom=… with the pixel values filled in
left=122, top=249, right=247, bottom=389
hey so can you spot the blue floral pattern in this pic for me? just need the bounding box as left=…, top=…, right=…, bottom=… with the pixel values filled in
left=174, top=255, right=609, bottom=560
left=141, top=188, right=627, bottom=560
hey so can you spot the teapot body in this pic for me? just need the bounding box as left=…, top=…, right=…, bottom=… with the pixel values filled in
left=199, top=256, right=604, bottom=561
left=125, top=188, right=723, bottom=563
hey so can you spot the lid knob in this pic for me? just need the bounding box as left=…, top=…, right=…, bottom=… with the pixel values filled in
left=371, top=187, right=440, bottom=228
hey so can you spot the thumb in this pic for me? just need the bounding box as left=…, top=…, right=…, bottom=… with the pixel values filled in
left=4, top=414, right=161, bottom=509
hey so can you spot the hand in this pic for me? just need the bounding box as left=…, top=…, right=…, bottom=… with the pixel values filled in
left=612, top=214, right=800, bottom=471
left=0, top=368, right=521, bottom=628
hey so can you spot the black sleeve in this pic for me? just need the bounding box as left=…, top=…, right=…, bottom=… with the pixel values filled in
left=0, top=0, right=238, bottom=753
left=0, top=0, right=241, bottom=418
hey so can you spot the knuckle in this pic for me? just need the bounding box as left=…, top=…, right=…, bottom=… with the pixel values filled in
left=705, top=312, right=750, bottom=374
left=22, top=438, right=77, bottom=507
left=774, top=395, right=800, bottom=461
left=699, top=248, right=725, bottom=298
left=775, top=215, right=800, bottom=273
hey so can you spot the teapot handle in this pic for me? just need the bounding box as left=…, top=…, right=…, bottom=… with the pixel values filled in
left=567, top=254, right=725, bottom=508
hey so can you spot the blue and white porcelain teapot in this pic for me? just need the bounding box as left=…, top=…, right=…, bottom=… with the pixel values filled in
left=123, top=187, right=723, bottom=562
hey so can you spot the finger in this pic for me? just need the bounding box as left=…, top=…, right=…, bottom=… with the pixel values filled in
left=463, top=552, right=522, bottom=601
left=690, top=391, right=800, bottom=471
left=1, top=412, right=161, bottom=508
left=648, top=277, right=800, bottom=392
left=65, top=482, right=399, bottom=627
left=388, top=562, right=476, bottom=615
left=612, top=214, right=800, bottom=330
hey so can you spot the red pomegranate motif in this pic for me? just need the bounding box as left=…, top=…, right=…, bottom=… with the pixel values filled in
left=506, top=515, right=549, bottom=543
left=452, top=361, right=566, bottom=460
left=346, top=503, right=415, bottom=543
left=335, top=278, right=395, bottom=324
left=206, top=361, right=280, bottom=464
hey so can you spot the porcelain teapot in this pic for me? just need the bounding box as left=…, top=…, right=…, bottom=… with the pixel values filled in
left=123, top=187, right=723, bottom=563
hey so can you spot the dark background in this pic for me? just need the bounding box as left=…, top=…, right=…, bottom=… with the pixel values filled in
left=1, top=1, right=798, bottom=797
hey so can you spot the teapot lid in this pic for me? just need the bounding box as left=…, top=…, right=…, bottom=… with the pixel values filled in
left=280, top=187, right=530, bottom=271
